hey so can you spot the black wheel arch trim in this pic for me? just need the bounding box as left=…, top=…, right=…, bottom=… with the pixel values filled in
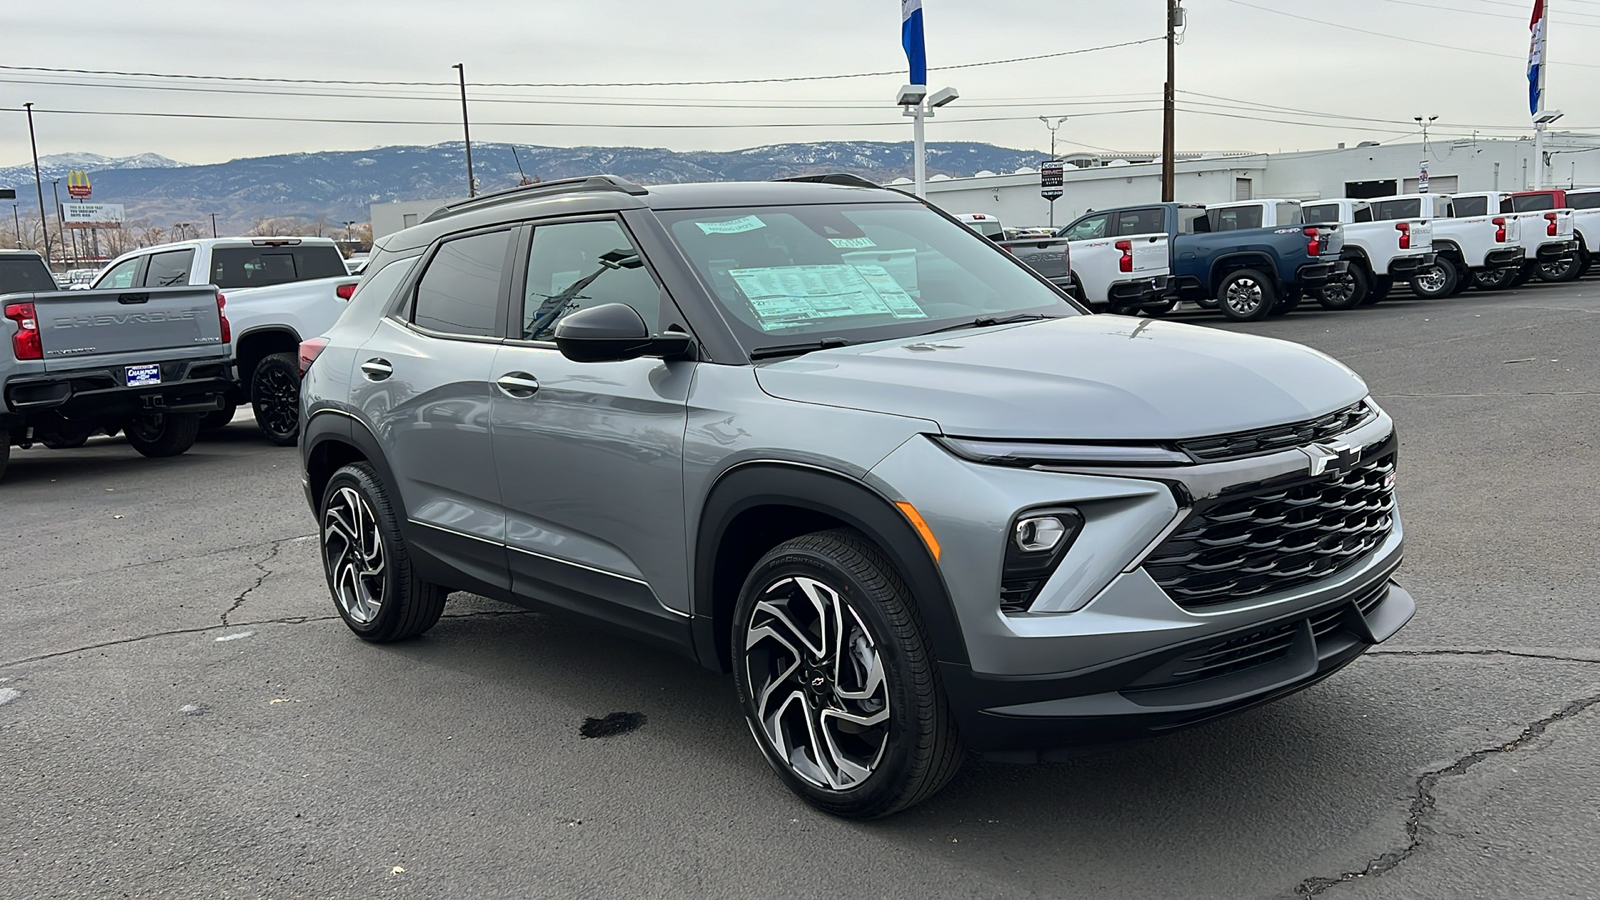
left=1207, top=253, right=1279, bottom=293
left=693, top=461, right=969, bottom=673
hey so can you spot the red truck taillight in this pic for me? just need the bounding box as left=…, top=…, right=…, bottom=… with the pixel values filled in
left=1545, top=212, right=1559, bottom=237
left=1115, top=240, right=1133, bottom=273
left=1395, top=222, right=1412, bottom=250
left=4, top=302, right=42, bottom=361
left=216, top=292, right=231, bottom=344
left=1303, top=227, right=1323, bottom=257
left=1493, top=217, right=1508, bottom=242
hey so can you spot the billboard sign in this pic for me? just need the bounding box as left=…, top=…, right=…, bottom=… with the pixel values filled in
left=63, top=203, right=124, bottom=228
left=1040, top=160, right=1065, bottom=201
left=66, top=169, right=92, bottom=200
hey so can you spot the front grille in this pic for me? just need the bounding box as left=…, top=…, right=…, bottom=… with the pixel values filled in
left=1145, top=450, right=1396, bottom=608
left=1167, top=620, right=1299, bottom=681
left=1178, top=402, right=1373, bottom=463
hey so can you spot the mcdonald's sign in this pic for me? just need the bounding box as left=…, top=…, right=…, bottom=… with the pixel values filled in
left=66, top=169, right=92, bottom=200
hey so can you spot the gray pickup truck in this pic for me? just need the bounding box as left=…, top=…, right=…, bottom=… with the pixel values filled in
left=1, top=249, right=233, bottom=483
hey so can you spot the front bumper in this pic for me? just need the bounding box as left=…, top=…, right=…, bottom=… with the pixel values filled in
left=867, top=406, right=1408, bottom=755
left=3, top=359, right=230, bottom=422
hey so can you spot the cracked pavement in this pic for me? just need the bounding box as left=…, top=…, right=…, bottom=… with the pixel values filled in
left=1, top=279, right=1597, bottom=899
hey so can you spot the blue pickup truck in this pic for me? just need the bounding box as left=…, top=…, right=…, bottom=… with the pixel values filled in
left=1057, top=203, right=1346, bottom=321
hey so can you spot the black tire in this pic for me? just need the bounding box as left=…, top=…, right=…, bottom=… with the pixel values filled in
left=1268, top=289, right=1300, bottom=316
left=1537, top=253, right=1584, bottom=283
left=1448, top=261, right=1473, bottom=296
left=1578, top=247, right=1593, bottom=279
left=1361, top=276, right=1394, bottom=305
left=123, top=413, right=201, bottom=458
left=251, top=352, right=301, bottom=446
left=201, top=399, right=239, bottom=430
left=320, top=463, right=448, bottom=642
left=732, top=528, right=963, bottom=819
left=1216, top=269, right=1277, bottom=321
left=1410, top=259, right=1460, bottom=299
left=0, top=440, right=9, bottom=484
left=1472, top=267, right=1518, bottom=292
left=41, top=430, right=91, bottom=450
left=1318, top=265, right=1370, bottom=311
left=1141, top=297, right=1177, bottom=317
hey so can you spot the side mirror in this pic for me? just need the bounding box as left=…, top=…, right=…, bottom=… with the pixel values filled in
left=552, top=303, right=695, bottom=363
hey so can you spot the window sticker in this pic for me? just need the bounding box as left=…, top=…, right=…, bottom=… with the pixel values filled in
left=729, top=265, right=928, bottom=331
left=828, top=236, right=877, bottom=249
left=696, top=215, right=767, bottom=235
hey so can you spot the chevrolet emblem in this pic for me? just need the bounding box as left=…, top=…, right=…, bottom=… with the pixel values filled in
left=1302, top=442, right=1358, bottom=477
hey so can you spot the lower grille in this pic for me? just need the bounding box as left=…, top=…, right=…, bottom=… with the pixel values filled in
left=1145, top=447, right=1397, bottom=609
left=1168, top=620, right=1299, bottom=681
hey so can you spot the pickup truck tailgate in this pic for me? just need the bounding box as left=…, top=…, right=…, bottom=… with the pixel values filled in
left=26, top=287, right=225, bottom=372
left=1128, top=233, right=1170, bottom=275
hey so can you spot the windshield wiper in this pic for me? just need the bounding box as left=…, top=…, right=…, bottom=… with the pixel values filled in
left=925, top=313, right=1053, bottom=335
left=748, top=337, right=854, bottom=361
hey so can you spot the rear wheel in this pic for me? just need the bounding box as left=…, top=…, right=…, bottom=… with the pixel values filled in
left=251, top=352, right=301, bottom=446
left=124, top=413, right=201, bottom=458
left=1362, top=275, right=1394, bottom=305
left=1410, top=259, right=1459, bottom=299
left=1318, top=265, right=1369, bottom=311
left=1217, top=269, right=1277, bottom=321
left=320, top=463, right=448, bottom=642
left=1473, top=267, right=1519, bottom=291
left=733, top=529, right=963, bottom=819
left=0, top=440, right=9, bottom=484
left=201, top=399, right=239, bottom=430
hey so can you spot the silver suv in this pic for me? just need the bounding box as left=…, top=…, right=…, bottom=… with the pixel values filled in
left=299, top=175, right=1413, bottom=818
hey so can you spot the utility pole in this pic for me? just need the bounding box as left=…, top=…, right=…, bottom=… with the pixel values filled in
left=1161, top=0, right=1183, bottom=202
left=211, top=213, right=218, bottom=238
left=1414, top=115, right=1438, bottom=192
left=11, top=204, right=21, bottom=249
left=24, top=102, right=53, bottom=268
left=452, top=63, right=476, bottom=197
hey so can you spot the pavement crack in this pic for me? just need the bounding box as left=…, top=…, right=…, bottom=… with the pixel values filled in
left=1366, top=648, right=1600, bottom=665
left=220, top=536, right=301, bottom=626
left=1, top=533, right=316, bottom=597
left=1293, top=689, right=1600, bottom=897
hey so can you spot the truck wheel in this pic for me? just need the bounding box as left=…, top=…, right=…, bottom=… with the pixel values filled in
left=1217, top=269, right=1277, bottom=321
left=1141, top=298, right=1177, bottom=317
left=1537, top=254, right=1583, bottom=283
left=0, top=440, right=9, bottom=484
left=1472, top=268, right=1518, bottom=292
left=733, top=528, right=963, bottom=819
left=1410, top=260, right=1459, bottom=299
left=201, top=399, right=238, bottom=430
left=320, top=463, right=448, bottom=642
left=1269, top=290, right=1301, bottom=316
left=124, top=413, right=202, bottom=459
left=1318, top=266, right=1369, bottom=311
left=251, top=352, right=301, bottom=446
left=1362, top=276, right=1394, bottom=305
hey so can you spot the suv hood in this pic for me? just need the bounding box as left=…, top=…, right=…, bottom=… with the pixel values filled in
left=753, top=317, right=1368, bottom=440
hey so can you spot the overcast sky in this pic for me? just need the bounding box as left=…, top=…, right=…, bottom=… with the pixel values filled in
left=3, top=0, right=1597, bottom=168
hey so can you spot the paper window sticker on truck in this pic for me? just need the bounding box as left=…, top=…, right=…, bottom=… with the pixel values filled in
left=729, top=264, right=928, bottom=331
left=697, top=215, right=768, bottom=234
left=829, top=237, right=877, bottom=249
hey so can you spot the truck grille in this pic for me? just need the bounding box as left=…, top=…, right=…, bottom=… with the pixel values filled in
left=1144, top=450, right=1396, bottom=608
left=1178, top=402, right=1372, bottom=462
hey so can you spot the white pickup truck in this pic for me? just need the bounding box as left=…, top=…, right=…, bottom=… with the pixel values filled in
left=1449, top=191, right=1578, bottom=291
left=1213, top=199, right=1434, bottom=309
left=92, top=237, right=357, bottom=444
left=1053, top=206, right=1175, bottom=314
left=1367, top=195, right=1524, bottom=299
left=1510, top=188, right=1599, bottom=281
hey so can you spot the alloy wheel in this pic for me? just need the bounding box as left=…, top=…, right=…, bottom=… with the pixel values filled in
left=1323, top=274, right=1355, bottom=305
left=1414, top=265, right=1448, bottom=294
left=255, top=366, right=299, bottom=438
left=1225, top=278, right=1264, bottom=316
left=323, top=486, right=386, bottom=625
left=126, top=414, right=166, bottom=443
left=744, top=575, right=891, bottom=791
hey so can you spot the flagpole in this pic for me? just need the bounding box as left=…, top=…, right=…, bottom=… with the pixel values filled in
left=1533, top=0, right=1549, bottom=189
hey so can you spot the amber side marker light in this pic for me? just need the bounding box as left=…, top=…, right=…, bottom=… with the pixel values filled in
left=895, top=501, right=942, bottom=563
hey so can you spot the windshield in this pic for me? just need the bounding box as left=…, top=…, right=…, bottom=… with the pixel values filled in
left=659, top=203, right=1079, bottom=350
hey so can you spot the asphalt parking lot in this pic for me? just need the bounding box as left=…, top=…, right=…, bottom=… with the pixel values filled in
left=3, top=278, right=1598, bottom=900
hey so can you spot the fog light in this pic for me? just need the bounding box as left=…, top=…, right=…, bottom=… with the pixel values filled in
left=1015, top=516, right=1068, bottom=552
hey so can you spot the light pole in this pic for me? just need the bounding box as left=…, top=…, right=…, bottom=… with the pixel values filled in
left=24, top=102, right=52, bottom=268
left=1413, top=115, right=1438, bottom=193
left=50, top=178, right=74, bottom=267
left=1040, top=116, right=1069, bottom=161
left=11, top=204, right=21, bottom=249
left=211, top=213, right=218, bottom=238
left=452, top=63, right=477, bottom=197
left=897, top=85, right=959, bottom=200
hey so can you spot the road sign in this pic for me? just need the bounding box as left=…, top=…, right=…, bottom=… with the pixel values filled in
left=0, top=188, right=15, bottom=200
left=66, top=169, right=92, bottom=200
left=62, top=203, right=123, bottom=228
left=1040, top=160, right=1065, bottom=201
left=1418, top=160, right=1430, bottom=193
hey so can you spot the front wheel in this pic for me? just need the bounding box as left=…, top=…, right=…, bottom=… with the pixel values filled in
left=251, top=352, right=301, bottom=446
left=124, top=413, right=201, bottom=458
left=1410, top=259, right=1460, bottom=299
left=1318, top=266, right=1370, bottom=311
left=1216, top=269, right=1277, bottom=321
left=733, top=529, right=963, bottom=819
left=320, top=463, right=448, bottom=642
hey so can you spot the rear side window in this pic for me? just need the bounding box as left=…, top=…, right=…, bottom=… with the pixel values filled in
left=1512, top=194, right=1557, bottom=212
left=1353, top=204, right=1374, bottom=223
left=1208, top=206, right=1263, bottom=232
left=1177, top=208, right=1209, bottom=234
left=411, top=230, right=511, bottom=337
left=209, top=246, right=350, bottom=289
left=1452, top=197, right=1488, bottom=217
left=143, top=249, right=194, bottom=287
left=1275, top=202, right=1302, bottom=225
left=0, top=256, right=60, bottom=293
left=1372, top=199, right=1422, bottom=220
left=1568, top=192, right=1600, bottom=210
left=1302, top=204, right=1340, bottom=225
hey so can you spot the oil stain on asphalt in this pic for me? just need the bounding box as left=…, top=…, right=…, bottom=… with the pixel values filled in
left=580, top=712, right=647, bottom=739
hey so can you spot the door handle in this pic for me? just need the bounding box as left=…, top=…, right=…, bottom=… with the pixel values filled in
left=361, top=359, right=393, bottom=381
left=495, top=372, right=541, bottom=398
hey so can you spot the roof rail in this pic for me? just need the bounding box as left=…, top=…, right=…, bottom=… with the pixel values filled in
left=776, top=173, right=889, bottom=190
left=423, top=174, right=649, bottom=223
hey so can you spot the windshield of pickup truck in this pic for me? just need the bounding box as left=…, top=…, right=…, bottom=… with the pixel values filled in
left=209, top=245, right=349, bottom=290
left=0, top=256, right=59, bottom=294
left=660, top=203, right=1077, bottom=348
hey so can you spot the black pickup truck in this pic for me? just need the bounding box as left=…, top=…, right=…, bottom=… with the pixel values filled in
left=1, top=249, right=233, bottom=482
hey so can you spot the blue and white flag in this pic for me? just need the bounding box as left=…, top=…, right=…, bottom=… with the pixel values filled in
left=902, top=0, right=927, bottom=86
left=1528, top=0, right=1545, bottom=115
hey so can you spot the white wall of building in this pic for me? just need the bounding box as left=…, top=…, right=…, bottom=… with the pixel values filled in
left=370, top=197, right=462, bottom=238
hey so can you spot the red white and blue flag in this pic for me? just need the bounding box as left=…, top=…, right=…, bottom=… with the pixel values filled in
left=1528, top=0, right=1546, bottom=115
left=902, top=0, right=927, bottom=86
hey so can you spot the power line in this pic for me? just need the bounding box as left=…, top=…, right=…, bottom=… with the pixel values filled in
left=1376, top=0, right=1600, bottom=26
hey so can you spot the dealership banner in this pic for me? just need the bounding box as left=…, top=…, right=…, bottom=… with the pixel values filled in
left=62, top=203, right=125, bottom=228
